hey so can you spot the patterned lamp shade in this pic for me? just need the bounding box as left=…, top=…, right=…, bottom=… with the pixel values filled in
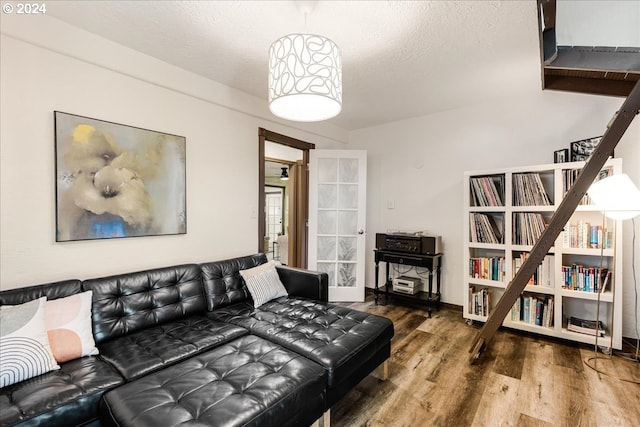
left=268, top=34, right=342, bottom=122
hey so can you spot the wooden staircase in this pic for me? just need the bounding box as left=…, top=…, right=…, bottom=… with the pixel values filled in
left=538, top=0, right=639, bottom=98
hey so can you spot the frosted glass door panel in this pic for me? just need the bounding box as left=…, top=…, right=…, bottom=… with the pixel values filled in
left=339, top=158, right=359, bottom=182
left=338, top=211, right=357, bottom=235
left=338, top=185, right=358, bottom=209
left=318, top=211, right=337, bottom=234
left=318, top=158, right=338, bottom=182
left=317, top=236, right=337, bottom=260
left=338, top=263, right=356, bottom=287
left=318, top=185, right=337, bottom=209
left=309, top=150, right=367, bottom=302
left=338, top=237, right=357, bottom=261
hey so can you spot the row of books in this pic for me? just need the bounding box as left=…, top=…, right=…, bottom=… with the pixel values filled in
left=513, top=173, right=552, bottom=206
left=512, top=212, right=547, bottom=246
left=470, top=176, right=504, bottom=207
left=561, top=266, right=611, bottom=293
left=563, top=221, right=613, bottom=249
left=567, top=316, right=605, bottom=336
left=510, top=295, right=554, bottom=327
left=468, top=286, right=491, bottom=317
left=469, top=256, right=506, bottom=281
left=469, top=213, right=503, bottom=244
left=563, top=167, right=613, bottom=206
left=513, top=253, right=555, bottom=287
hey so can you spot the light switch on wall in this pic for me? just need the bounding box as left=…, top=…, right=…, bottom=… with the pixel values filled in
left=387, top=200, right=395, bottom=209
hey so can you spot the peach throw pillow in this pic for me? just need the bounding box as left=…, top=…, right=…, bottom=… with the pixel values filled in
left=45, top=291, right=99, bottom=363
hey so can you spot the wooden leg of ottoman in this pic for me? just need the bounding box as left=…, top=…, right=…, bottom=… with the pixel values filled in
left=312, top=409, right=330, bottom=427
left=372, top=359, right=390, bottom=381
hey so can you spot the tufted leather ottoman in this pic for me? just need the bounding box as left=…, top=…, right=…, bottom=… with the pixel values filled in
left=209, top=298, right=394, bottom=407
left=99, top=335, right=326, bottom=427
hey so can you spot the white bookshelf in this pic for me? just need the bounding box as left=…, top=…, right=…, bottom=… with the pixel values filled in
left=463, top=158, right=623, bottom=350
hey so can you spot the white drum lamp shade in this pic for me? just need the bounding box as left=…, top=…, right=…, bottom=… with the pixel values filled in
left=268, top=34, right=342, bottom=122
left=588, top=174, right=640, bottom=220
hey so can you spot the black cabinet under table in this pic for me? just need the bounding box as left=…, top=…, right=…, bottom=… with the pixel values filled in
left=373, top=249, right=442, bottom=317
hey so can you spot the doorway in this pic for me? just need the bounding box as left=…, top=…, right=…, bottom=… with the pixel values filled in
left=258, top=128, right=315, bottom=268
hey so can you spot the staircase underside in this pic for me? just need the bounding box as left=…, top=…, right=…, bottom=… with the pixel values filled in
left=544, top=46, right=640, bottom=97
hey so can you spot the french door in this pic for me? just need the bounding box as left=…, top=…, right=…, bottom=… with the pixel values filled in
left=308, top=150, right=367, bottom=302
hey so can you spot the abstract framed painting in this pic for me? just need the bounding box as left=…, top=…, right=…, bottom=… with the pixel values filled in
left=569, top=136, right=604, bottom=162
left=54, top=111, right=186, bottom=242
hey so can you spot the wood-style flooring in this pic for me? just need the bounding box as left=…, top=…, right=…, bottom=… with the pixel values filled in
left=331, top=299, right=640, bottom=427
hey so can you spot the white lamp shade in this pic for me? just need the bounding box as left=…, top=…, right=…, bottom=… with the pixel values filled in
left=268, top=34, right=342, bottom=122
left=588, top=174, right=640, bottom=220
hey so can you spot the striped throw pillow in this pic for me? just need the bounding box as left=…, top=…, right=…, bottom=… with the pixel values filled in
left=239, top=261, right=288, bottom=308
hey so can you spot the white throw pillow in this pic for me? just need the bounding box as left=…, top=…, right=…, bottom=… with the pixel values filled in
left=0, top=297, right=60, bottom=388
left=239, top=261, right=288, bottom=308
left=45, top=291, right=99, bottom=363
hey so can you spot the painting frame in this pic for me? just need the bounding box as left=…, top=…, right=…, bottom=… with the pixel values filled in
left=54, top=111, right=186, bottom=242
left=569, top=136, right=604, bottom=162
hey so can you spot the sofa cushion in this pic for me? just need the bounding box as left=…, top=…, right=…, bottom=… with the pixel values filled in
left=208, top=298, right=394, bottom=388
left=1, top=297, right=60, bottom=388
left=82, top=264, right=206, bottom=344
left=100, top=335, right=326, bottom=427
left=240, top=261, right=288, bottom=308
left=0, top=355, right=124, bottom=427
left=97, top=316, right=248, bottom=381
left=200, top=253, right=267, bottom=310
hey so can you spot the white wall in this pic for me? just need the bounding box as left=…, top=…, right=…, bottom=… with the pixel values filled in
left=349, top=89, right=640, bottom=339
left=0, top=15, right=345, bottom=290
left=556, top=0, right=640, bottom=46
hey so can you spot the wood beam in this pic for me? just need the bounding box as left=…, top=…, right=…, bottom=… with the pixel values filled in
left=468, top=80, right=640, bottom=363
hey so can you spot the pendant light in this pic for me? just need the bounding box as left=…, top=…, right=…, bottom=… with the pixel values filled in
left=280, top=167, right=289, bottom=181
left=268, top=33, right=342, bottom=122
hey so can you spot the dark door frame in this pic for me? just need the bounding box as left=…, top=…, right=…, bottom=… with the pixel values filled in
left=258, top=128, right=315, bottom=268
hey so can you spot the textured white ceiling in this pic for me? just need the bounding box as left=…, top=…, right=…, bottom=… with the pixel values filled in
left=46, top=1, right=541, bottom=131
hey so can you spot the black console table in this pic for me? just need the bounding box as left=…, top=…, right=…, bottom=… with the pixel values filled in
left=374, top=249, right=442, bottom=317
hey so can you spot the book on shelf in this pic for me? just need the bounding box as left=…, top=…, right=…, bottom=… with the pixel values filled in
left=469, top=256, right=506, bottom=281
left=509, top=295, right=554, bottom=327
left=563, top=166, right=613, bottom=205
left=513, top=173, right=551, bottom=206
left=470, top=176, right=504, bottom=207
left=561, top=265, right=610, bottom=293
left=567, top=316, right=605, bottom=336
left=468, top=286, right=492, bottom=317
left=513, top=253, right=554, bottom=287
left=563, top=221, right=612, bottom=249
left=513, top=212, right=547, bottom=246
left=469, top=213, right=503, bottom=244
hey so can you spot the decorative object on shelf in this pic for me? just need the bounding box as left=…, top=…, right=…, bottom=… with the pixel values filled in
left=268, top=33, right=342, bottom=122
left=569, top=136, right=603, bottom=161
left=554, top=148, right=569, bottom=163
left=54, top=111, right=186, bottom=242
left=279, top=167, right=289, bottom=181
left=567, top=316, right=605, bottom=337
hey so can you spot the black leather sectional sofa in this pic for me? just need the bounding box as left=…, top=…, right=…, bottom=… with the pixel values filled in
left=0, top=254, right=394, bottom=427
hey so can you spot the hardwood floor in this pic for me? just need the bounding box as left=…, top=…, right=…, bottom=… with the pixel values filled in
left=332, top=300, right=640, bottom=427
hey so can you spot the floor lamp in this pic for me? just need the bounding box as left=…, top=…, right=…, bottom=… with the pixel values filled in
left=587, top=174, right=640, bottom=379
